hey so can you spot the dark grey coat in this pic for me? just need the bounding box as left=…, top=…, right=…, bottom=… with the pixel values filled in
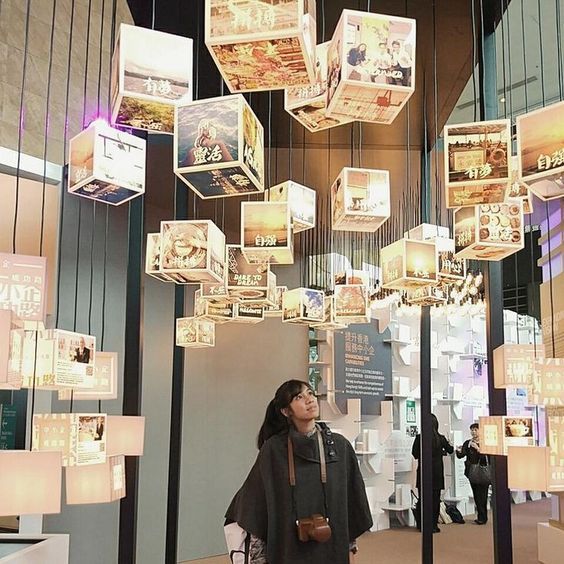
left=225, top=425, right=373, bottom=564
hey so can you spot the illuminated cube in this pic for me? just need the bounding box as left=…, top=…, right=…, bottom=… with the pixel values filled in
left=159, top=220, right=226, bottom=284
left=68, top=121, right=146, bottom=205
left=176, top=317, right=215, bottom=348
left=282, top=287, right=324, bottom=324
left=111, top=24, right=192, bottom=134
left=508, top=447, right=561, bottom=492
left=454, top=202, right=524, bottom=261
left=334, top=284, right=370, bottom=324
left=106, top=415, right=145, bottom=457
left=334, top=269, right=370, bottom=286
left=265, top=286, right=288, bottom=317
left=380, top=238, right=437, bottom=290
left=517, top=100, right=564, bottom=201
left=326, top=9, right=416, bottom=124
left=407, top=285, right=447, bottom=306
left=0, top=310, right=23, bottom=390
left=174, top=94, right=264, bottom=198
left=479, top=415, right=535, bottom=456
left=194, top=289, right=235, bottom=324
left=32, top=413, right=107, bottom=466
left=444, top=119, right=511, bottom=208
left=265, top=180, right=316, bottom=233
left=310, top=295, right=347, bottom=331
left=226, top=245, right=271, bottom=300
left=232, top=304, right=265, bottom=324
left=241, top=201, right=294, bottom=264
left=205, top=0, right=317, bottom=92
left=200, top=277, right=233, bottom=303
left=406, top=223, right=449, bottom=241
left=546, top=407, right=564, bottom=486
left=493, top=343, right=545, bottom=389
left=145, top=234, right=174, bottom=283
left=529, top=358, right=564, bottom=407
left=331, top=167, right=390, bottom=232
left=507, top=156, right=533, bottom=215
left=284, top=41, right=352, bottom=132
left=435, top=237, right=465, bottom=282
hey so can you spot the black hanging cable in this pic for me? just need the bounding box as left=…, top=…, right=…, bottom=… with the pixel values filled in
left=544, top=202, right=557, bottom=357
left=107, top=0, right=118, bottom=117
left=82, top=0, right=93, bottom=127
left=537, top=0, right=546, bottom=104
left=432, top=0, right=441, bottom=226
left=99, top=206, right=110, bottom=414
left=520, top=0, right=529, bottom=112
left=152, top=0, right=156, bottom=29
left=12, top=0, right=32, bottom=254
left=88, top=205, right=97, bottom=337
left=268, top=90, right=272, bottom=190
left=96, top=0, right=106, bottom=117
left=471, top=0, right=478, bottom=122
left=499, top=0, right=508, bottom=119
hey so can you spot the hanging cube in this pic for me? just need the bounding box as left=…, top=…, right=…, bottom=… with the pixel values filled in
left=68, top=121, right=146, bottom=205
left=174, top=94, right=264, bottom=198
left=159, top=220, right=226, bottom=284
left=380, top=238, right=438, bottom=290
left=106, top=415, right=146, bottom=457
left=508, top=156, right=534, bottom=215
left=546, top=407, right=564, bottom=485
left=407, top=285, right=447, bottom=306
left=111, top=24, right=193, bottom=134
left=226, top=245, right=271, bottom=301
left=310, top=295, right=347, bottom=331
left=516, top=100, right=564, bottom=201
left=454, top=202, right=524, bottom=261
left=205, top=0, right=317, bottom=92
left=334, top=269, right=370, bottom=286
left=444, top=119, right=511, bottom=208
left=406, top=223, right=449, bottom=241
left=284, top=41, right=352, bottom=132
left=0, top=252, right=48, bottom=328
left=176, top=317, right=215, bottom=348
left=32, top=413, right=107, bottom=466
left=200, top=276, right=236, bottom=304
left=265, top=180, right=316, bottom=233
left=282, top=287, right=324, bottom=324
left=194, top=289, right=235, bottom=323
left=479, top=415, right=535, bottom=456
left=529, top=358, right=564, bottom=407
left=145, top=233, right=174, bottom=283
left=0, top=310, right=23, bottom=390
left=264, top=286, right=288, bottom=317
left=233, top=304, right=265, bottom=324
left=237, top=271, right=277, bottom=307
left=493, top=343, right=546, bottom=389
left=508, top=446, right=564, bottom=492
left=325, top=9, right=416, bottom=124
left=241, top=201, right=294, bottom=264
left=66, top=455, right=126, bottom=505
left=331, top=167, right=390, bottom=232
left=334, top=284, right=370, bottom=324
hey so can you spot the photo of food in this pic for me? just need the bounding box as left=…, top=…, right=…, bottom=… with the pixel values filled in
left=343, top=12, right=415, bottom=89
left=477, top=203, right=523, bottom=247
left=445, top=120, right=510, bottom=185
left=503, top=417, right=534, bottom=438
left=242, top=103, right=264, bottom=184
left=446, top=183, right=508, bottom=208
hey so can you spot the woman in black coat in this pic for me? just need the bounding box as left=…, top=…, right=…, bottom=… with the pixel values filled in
left=411, top=414, right=454, bottom=533
left=456, top=423, right=489, bottom=524
left=225, top=379, right=373, bottom=564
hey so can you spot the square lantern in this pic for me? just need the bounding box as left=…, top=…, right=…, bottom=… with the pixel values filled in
left=454, top=202, right=524, bottom=261
left=508, top=156, right=534, bottom=215
left=66, top=455, right=126, bottom=505
left=174, top=94, right=264, bottom=198
left=380, top=238, right=438, bottom=290
left=238, top=271, right=277, bottom=307
left=0, top=252, right=48, bottom=327
left=0, top=310, right=23, bottom=390
left=200, top=276, right=235, bottom=304
left=265, top=286, right=288, bottom=317
left=226, top=245, right=271, bottom=301
left=435, top=237, right=466, bottom=282
left=517, top=100, right=564, bottom=201
left=23, top=330, right=96, bottom=390
left=106, top=416, right=145, bottom=457
left=232, top=304, right=265, bottom=324
left=205, top=0, right=317, bottom=92
left=266, top=180, right=316, bottom=233
left=529, top=358, right=564, bottom=407
left=493, top=343, right=546, bottom=389
left=282, top=287, right=324, bottom=324
left=176, top=317, right=215, bottom=348
left=284, top=41, right=352, bottom=132
left=145, top=233, right=174, bottom=282
left=334, top=284, right=370, bottom=324
left=32, top=413, right=107, bottom=466
left=194, top=289, right=235, bottom=324
left=326, top=9, right=416, bottom=124
left=507, top=447, right=562, bottom=492
left=407, top=284, right=447, bottom=306
left=159, top=220, right=226, bottom=284
left=111, top=24, right=193, bottom=134
left=0, top=451, right=62, bottom=516
left=547, top=407, right=564, bottom=485
left=241, top=201, right=294, bottom=264
left=310, top=295, right=347, bottom=331
left=331, top=168, right=390, bottom=232
left=68, top=121, right=146, bottom=205
left=479, top=415, right=535, bottom=456
left=58, top=352, right=119, bottom=402
left=406, top=223, right=449, bottom=241
left=444, top=119, right=511, bottom=208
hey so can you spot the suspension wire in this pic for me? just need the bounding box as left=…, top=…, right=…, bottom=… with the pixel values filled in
left=471, top=0, right=479, bottom=122
left=499, top=0, right=508, bottom=119
left=82, top=0, right=93, bottom=127
left=96, top=0, right=106, bottom=117
left=432, top=0, right=441, bottom=225
left=520, top=0, right=529, bottom=112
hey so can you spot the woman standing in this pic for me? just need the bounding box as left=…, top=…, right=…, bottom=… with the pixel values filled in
left=225, top=380, right=373, bottom=564
left=411, top=414, right=454, bottom=533
left=456, top=423, right=490, bottom=524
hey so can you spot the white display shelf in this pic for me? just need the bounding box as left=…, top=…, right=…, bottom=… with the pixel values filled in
left=381, top=503, right=411, bottom=511
left=437, top=398, right=462, bottom=404
left=384, top=338, right=413, bottom=346
left=459, top=353, right=487, bottom=361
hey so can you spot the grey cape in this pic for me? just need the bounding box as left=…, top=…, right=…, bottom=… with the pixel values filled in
left=225, top=425, right=373, bottom=564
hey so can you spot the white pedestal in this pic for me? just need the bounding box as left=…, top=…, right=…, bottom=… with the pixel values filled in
left=538, top=522, right=564, bottom=564
left=0, top=534, right=69, bottom=563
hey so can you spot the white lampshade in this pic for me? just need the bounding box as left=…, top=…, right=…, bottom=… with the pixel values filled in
left=106, top=416, right=145, bottom=456
left=66, top=455, right=126, bottom=505
left=0, top=451, right=62, bottom=516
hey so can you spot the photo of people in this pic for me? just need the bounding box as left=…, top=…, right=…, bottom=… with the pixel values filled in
left=77, top=414, right=107, bottom=465
left=445, top=120, right=510, bottom=185
left=343, top=13, right=415, bottom=89
left=55, top=331, right=96, bottom=367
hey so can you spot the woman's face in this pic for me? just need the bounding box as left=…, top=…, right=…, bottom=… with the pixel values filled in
left=471, top=427, right=480, bottom=440
left=287, top=385, right=319, bottom=422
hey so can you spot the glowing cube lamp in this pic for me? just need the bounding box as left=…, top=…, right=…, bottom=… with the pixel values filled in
left=282, top=287, right=324, bottom=324
left=226, top=245, right=271, bottom=301
left=334, top=284, right=370, bottom=324
left=493, top=343, right=545, bottom=389
left=106, top=415, right=146, bottom=457
left=265, top=180, right=316, bottom=233
left=145, top=233, right=174, bottom=283
left=176, top=317, right=215, bottom=348
left=529, top=358, right=564, bottom=407
left=310, top=296, right=347, bottom=331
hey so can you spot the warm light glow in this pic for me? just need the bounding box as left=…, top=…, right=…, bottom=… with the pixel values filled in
left=106, top=416, right=145, bottom=457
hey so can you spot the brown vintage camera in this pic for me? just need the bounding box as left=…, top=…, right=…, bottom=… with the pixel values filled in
left=296, top=514, right=332, bottom=543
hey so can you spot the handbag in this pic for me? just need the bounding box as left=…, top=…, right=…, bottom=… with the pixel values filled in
left=467, top=461, right=491, bottom=486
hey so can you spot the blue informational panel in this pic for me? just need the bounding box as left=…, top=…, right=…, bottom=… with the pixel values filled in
left=333, top=321, right=392, bottom=415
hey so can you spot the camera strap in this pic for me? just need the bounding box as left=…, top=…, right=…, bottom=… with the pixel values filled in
left=287, top=428, right=330, bottom=521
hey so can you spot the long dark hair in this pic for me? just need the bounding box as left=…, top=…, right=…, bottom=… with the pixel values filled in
left=257, top=380, right=313, bottom=449
left=431, top=413, right=442, bottom=449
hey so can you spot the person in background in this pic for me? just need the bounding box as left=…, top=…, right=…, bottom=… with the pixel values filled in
left=412, top=414, right=454, bottom=533
left=456, top=423, right=489, bottom=524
